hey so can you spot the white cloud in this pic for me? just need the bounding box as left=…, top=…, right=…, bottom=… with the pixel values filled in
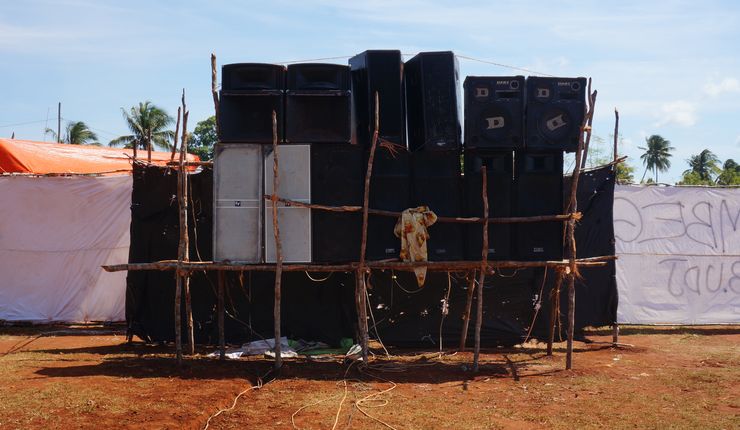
left=736, top=135, right=740, bottom=145
left=704, top=78, right=740, bottom=96
left=655, top=100, right=697, bottom=127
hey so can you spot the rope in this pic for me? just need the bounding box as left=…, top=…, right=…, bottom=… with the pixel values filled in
left=304, top=271, right=333, bottom=282
left=522, top=268, right=549, bottom=344
left=439, top=272, right=452, bottom=356
left=202, top=368, right=272, bottom=430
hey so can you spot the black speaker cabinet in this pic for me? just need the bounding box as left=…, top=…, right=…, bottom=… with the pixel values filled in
left=465, top=151, right=513, bottom=260
left=366, top=149, right=411, bottom=260
left=405, top=51, right=462, bottom=152
left=411, top=151, right=464, bottom=260
left=514, top=151, right=564, bottom=261
left=464, top=76, right=525, bottom=150
left=525, top=77, right=586, bottom=152
left=349, top=50, right=406, bottom=149
left=311, top=144, right=364, bottom=262
left=219, top=63, right=285, bottom=143
left=286, top=64, right=351, bottom=143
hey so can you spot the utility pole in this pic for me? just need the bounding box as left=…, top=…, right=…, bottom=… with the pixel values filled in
left=57, top=102, right=61, bottom=143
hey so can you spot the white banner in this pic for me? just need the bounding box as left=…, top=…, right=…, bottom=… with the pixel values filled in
left=614, top=185, right=740, bottom=324
left=0, top=175, right=131, bottom=322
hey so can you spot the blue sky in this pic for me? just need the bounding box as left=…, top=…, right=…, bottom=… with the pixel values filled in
left=1, top=0, right=738, bottom=182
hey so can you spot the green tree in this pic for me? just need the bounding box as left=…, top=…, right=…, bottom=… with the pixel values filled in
left=616, top=161, right=635, bottom=184
left=684, top=149, right=721, bottom=181
left=716, top=159, right=740, bottom=185
left=45, top=121, right=99, bottom=145
left=639, top=135, right=674, bottom=183
left=188, top=116, right=217, bottom=161
left=677, top=171, right=714, bottom=185
left=109, top=102, right=174, bottom=158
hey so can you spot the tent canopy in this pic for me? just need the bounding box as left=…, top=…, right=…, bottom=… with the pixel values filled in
left=0, top=138, right=198, bottom=174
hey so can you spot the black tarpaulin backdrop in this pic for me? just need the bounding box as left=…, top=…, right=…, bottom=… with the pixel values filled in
left=126, top=164, right=616, bottom=346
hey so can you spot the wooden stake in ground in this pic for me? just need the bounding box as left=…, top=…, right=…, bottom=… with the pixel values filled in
left=356, top=92, right=380, bottom=362
left=459, top=272, right=477, bottom=351
left=613, top=108, right=620, bottom=163
left=270, top=111, right=283, bottom=370
left=547, top=268, right=566, bottom=356
left=218, top=270, right=225, bottom=360
left=565, top=80, right=597, bottom=370
left=473, top=167, right=489, bottom=373
left=174, top=91, right=192, bottom=364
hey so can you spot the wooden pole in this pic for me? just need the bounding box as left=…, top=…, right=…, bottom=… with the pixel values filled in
left=180, top=91, right=195, bottom=356
left=174, top=91, right=191, bottom=364
left=473, top=167, right=489, bottom=372
left=613, top=108, right=620, bottom=163
left=170, top=107, right=181, bottom=163
left=458, top=272, right=476, bottom=351
left=580, top=85, right=597, bottom=169
left=612, top=323, right=619, bottom=346
left=547, top=269, right=565, bottom=356
left=174, top=274, right=182, bottom=364
left=211, top=53, right=221, bottom=139
left=57, top=102, right=61, bottom=144
left=565, top=80, right=597, bottom=370
left=147, top=131, right=152, bottom=164
left=355, top=92, right=380, bottom=362
left=270, top=111, right=283, bottom=371
left=218, top=270, right=225, bottom=360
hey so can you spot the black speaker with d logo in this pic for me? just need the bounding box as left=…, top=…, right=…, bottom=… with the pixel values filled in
left=463, top=76, right=525, bottom=150
left=525, top=77, right=586, bottom=152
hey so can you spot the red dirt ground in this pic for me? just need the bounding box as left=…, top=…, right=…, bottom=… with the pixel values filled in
left=0, top=325, right=738, bottom=429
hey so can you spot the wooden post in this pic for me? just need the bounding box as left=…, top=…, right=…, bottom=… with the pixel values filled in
left=218, top=270, right=225, bottom=360
left=458, top=272, right=476, bottom=351
left=355, top=92, right=380, bottom=362
left=612, top=323, right=619, bottom=347
left=613, top=109, right=619, bottom=163
left=270, top=111, right=283, bottom=370
left=170, top=107, right=181, bottom=163
left=147, top=131, right=152, bottom=164
left=547, top=269, right=565, bottom=356
left=57, top=102, right=61, bottom=144
left=565, top=80, right=597, bottom=370
left=174, top=91, right=191, bottom=364
left=211, top=53, right=221, bottom=139
left=473, top=167, right=489, bottom=373
left=174, top=274, right=183, bottom=364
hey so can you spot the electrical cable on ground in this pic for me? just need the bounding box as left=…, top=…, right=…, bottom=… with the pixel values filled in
left=202, top=368, right=273, bottom=430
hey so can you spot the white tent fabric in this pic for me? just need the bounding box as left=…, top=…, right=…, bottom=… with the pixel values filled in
left=615, top=185, right=740, bottom=324
left=0, top=175, right=131, bottom=322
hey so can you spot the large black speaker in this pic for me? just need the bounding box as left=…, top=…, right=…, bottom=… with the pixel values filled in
left=349, top=50, right=406, bottom=149
left=465, top=151, right=513, bottom=260
left=366, top=149, right=411, bottom=260
left=464, top=76, right=525, bottom=150
left=405, top=51, right=461, bottom=151
left=525, top=77, right=586, bottom=152
left=514, top=151, right=564, bottom=261
left=311, top=145, right=364, bottom=262
left=286, top=64, right=351, bottom=143
left=219, top=63, right=285, bottom=143
left=411, top=151, right=464, bottom=260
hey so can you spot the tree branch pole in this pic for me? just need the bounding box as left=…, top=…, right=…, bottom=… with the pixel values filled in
left=473, top=167, right=489, bottom=373
left=179, top=91, right=195, bottom=356
left=211, top=53, right=221, bottom=139
left=547, top=267, right=566, bottom=356
left=170, top=107, right=181, bottom=163
left=356, top=92, right=380, bottom=362
left=218, top=270, right=225, bottom=360
left=580, top=83, right=597, bottom=169
left=270, top=111, right=283, bottom=371
left=458, top=272, right=476, bottom=351
left=262, top=195, right=579, bottom=225
left=104, top=255, right=615, bottom=274
left=613, top=108, right=619, bottom=163
left=565, top=80, right=596, bottom=370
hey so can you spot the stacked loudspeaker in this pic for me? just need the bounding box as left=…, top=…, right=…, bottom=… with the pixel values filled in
left=213, top=50, right=586, bottom=264
left=464, top=76, right=586, bottom=261
left=214, top=62, right=354, bottom=263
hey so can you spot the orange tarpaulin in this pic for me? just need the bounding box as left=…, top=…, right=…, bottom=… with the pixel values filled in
left=0, top=138, right=199, bottom=174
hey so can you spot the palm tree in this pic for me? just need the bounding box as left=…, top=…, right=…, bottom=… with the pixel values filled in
left=684, top=149, right=720, bottom=181
left=45, top=121, right=99, bottom=145
left=109, top=101, right=174, bottom=161
left=639, top=135, right=674, bottom=183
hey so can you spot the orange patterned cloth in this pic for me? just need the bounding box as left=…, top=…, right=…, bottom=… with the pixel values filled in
left=393, top=206, right=438, bottom=287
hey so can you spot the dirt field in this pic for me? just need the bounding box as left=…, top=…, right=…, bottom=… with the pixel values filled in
left=0, top=325, right=738, bottom=430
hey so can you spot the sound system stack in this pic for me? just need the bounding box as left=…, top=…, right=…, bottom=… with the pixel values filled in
left=350, top=50, right=410, bottom=261
left=213, top=51, right=586, bottom=268
left=463, top=76, right=523, bottom=260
